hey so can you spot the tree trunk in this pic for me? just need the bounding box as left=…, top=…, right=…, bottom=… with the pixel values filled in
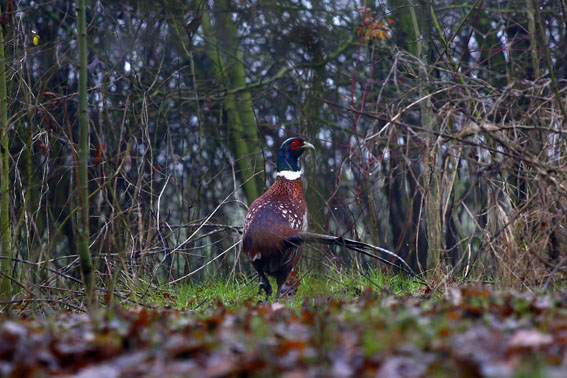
left=199, top=0, right=263, bottom=204
left=414, top=0, right=444, bottom=281
left=77, top=0, right=95, bottom=307
left=0, top=5, right=12, bottom=299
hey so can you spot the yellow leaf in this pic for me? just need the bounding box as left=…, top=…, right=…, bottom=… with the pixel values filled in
left=33, top=34, right=40, bottom=46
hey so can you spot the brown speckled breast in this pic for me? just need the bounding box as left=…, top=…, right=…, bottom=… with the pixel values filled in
left=242, top=177, right=308, bottom=261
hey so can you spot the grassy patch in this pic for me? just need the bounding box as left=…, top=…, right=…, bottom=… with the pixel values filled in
left=143, top=268, right=422, bottom=312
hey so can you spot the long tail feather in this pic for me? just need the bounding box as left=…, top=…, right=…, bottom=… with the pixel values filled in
left=286, top=231, right=423, bottom=282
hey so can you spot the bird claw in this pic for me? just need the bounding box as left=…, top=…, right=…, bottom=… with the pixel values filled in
left=257, top=282, right=272, bottom=302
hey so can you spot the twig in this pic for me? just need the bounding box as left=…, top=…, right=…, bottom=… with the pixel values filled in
left=0, top=298, right=86, bottom=313
left=167, top=239, right=240, bottom=285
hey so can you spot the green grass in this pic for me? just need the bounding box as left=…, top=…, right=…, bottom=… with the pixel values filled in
left=144, top=268, right=422, bottom=313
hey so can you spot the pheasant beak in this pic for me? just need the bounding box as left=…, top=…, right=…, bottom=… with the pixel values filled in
left=301, top=142, right=315, bottom=152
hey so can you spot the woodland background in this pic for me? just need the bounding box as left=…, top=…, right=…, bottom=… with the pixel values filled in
left=1, top=0, right=567, bottom=306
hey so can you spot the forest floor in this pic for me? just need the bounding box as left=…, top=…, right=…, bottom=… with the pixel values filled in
left=1, top=273, right=567, bottom=377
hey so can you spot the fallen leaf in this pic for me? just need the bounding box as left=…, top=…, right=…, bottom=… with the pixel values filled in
left=508, top=330, right=553, bottom=349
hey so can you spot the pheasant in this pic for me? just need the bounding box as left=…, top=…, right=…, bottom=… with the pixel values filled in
left=242, top=137, right=315, bottom=301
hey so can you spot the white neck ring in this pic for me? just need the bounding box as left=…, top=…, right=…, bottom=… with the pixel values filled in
left=276, top=170, right=302, bottom=180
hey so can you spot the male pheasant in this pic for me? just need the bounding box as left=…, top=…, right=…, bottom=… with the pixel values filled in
left=242, top=137, right=315, bottom=301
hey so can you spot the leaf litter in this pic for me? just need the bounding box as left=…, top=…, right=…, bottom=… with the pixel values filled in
left=1, top=286, right=567, bottom=377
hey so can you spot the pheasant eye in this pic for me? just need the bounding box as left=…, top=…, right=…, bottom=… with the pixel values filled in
left=289, top=140, right=300, bottom=150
